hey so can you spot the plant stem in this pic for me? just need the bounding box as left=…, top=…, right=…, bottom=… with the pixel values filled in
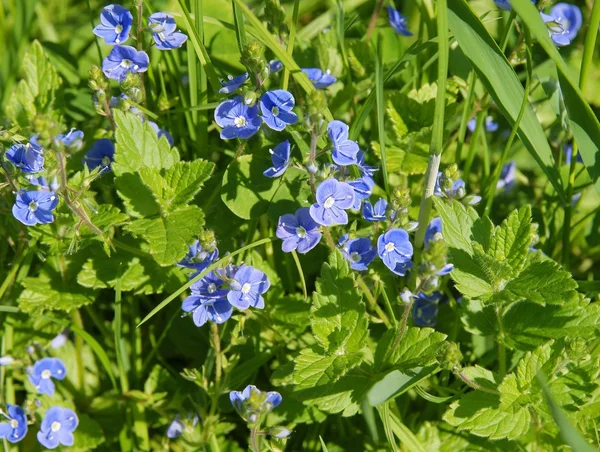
left=282, top=0, right=300, bottom=91
left=457, top=372, right=501, bottom=395
left=413, top=0, right=448, bottom=252
left=357, top=277, right=391, bottom=328
left=379, top=281, right=397, bottom=325
left=496, top=305, right=507, bottom=378
left=455, top=70, right=476, bottom=164
left=211, top=323, right=222, bottom=387
left=72, top=310, right=86, bottom=394
left=579, top=0, right=600, bottom=89
left=365, top=0, right=385, bottom=41
left=375, top=34, right=389, bottom=195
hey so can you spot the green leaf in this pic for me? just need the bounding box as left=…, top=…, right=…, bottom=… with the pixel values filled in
left=311, top=250, right=369, bottom=355
left=126, top=206, right=205, bottom=266
left=367, top=366, right=440, bottom=406
left=221, top=154, right=312, bottom=220
left=18, top=273, right=94, bottom=315
left=292, top=348, right=364, bottom=390
left=489, top=205, right=531, bottom=273
left=138, top=159, right=214, bottom=213
left=70, top=413, right=106, bottom=451
left=432, top=198, right=479, bottom=254
left=513, top=342, right=553, bottom=393
left=510, top=0, right=600, bottom=194
left=374, top=327, right=447, bottom=372
left=112, top=110, right=180, bottom=176
left=446, top=0, right=565, bottom=200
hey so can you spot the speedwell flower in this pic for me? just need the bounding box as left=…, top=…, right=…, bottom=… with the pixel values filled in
left=93, top=4, right=133, bottom=45
left=377, top=228, right=414, bottom=276
left=496, top=160, right=517, bottom=192
left=55, top=129, right=84, bottom=151
left=230, top=385, right=282, bottom=419
left=362, top=198, right=387, bottom=222
left=37, top=406, right=78, bottom=449
left=29, top=358, right=66, bottom=395
left=424, top=217, right=443, bottom=247
left=467, top=116, right=498, bottom=133
left=148, top=13, right=188, bottom=50
left=0, top=404, right=27, bottom=443
left=5, top=142, right=44, bottom=173
left=276, top=207, right=322, bottom=254
left=214, top=96, right=262, bottom=140
left=268, top=60, right=283, bottom=74
left=341, top=237, right=377, bottom=271
left=264, top=140, right=291, bottom=178
left=83, top=139, right=115, bottom=172
left=166, top=415, right=184, bottom=439
left=259, top=90, right=298, bottom=131
left=218, top=73, right=249, bottom=94
left=356, top=151, right=379, bottom=177
left=542, top=3, right=582, bottom=46
left=412, top=292, right=441, bottom=327
left=227, top=265, right=270, bottom=310
left=148, top=121, right=174, bottom=146
left=177, top=241, right=219, bottom=273
left=182, top=272, right=232, bottom=327
left=309, top=178, right=355, bottom=226
left=328, top=120, right=359, bottom=166
left=102, top=45, right=149, bottom=81
left=348, top=177, right=374, bottom=210
left=302, top=68, right=336, bottom=89
left=388, top=6, right=412, bottom=36
left=13, top=191, right=59, bottom=226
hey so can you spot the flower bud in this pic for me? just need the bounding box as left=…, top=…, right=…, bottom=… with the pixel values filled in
left=400, top=288, right=412, bottom=304
left=423, top=276, right=439, bottom=291
left=241, top=40, right=266, bottom=76
left=264, top=0, right=286, bottom=35
left=269, top=426, right=292, bottom=438
left=437, top=341, right=463, bottom=371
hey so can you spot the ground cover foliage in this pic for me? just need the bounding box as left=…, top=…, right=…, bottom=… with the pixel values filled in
left=1, top=0, right=600, bottom=450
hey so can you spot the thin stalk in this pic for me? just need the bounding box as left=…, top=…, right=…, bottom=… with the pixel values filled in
left=291, top=250, right=308, bottom=300
left=455, top=71, right=476, bottom=164
left=365, top=0, right=385, bottom=41
left=211, top=323, right=222, bottom=385
left=357, top=277, right=391, bottom=328
left=379, top=281, right=397, bottom=325
left=484, top=30, right=532, bottom=216
left=579, top=0, right=600, bottom=89
left=375, top=34, right=390, bottom=195
left=282, top=0, right=300, bottom=91
left=462, top=109, right=486, bottom=181
left=496, top=305, right=507, bottom=377
left=414, top=0, right=448, bottom=251
left=71, top=310, right=86, bottom=393
left=499, top=11, right=517, bottom=52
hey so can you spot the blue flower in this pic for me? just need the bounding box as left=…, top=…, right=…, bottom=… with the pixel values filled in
left=230, top=385, right=282, bottom=415
left=564, top=143, right=582, bottom=165
left=13, top=190, right=59, bottom=226
left=93, top=4, right=133, bottom=45
left=341, top=237, right=376, bottom=271
left=50, top=331, right=68, bottom=349
left=348, top=177, right=374, bottom=210
left=55, top=129, right=84, bottom=151
left=102, top=45, right=149, bottom=81
left=268, top=60, right=283, bottom=74
left=377, top=228, right=413, bottom=276
left=218, top=73, right=249, bottom=94
left=276, top=207, right=322, bottom=254
left=148, top=13, right=188, bottom=50
left=302, top=68, right=336, bottom=89
left=214, top=96, right=262, bottom=140
left=177, top=241, right=219, bottom=272
left=327, top=120, right=359, bottom=166
left=412, top=292, right=441, bottom=327
left=496, top=160, right=517, bottom=192
left=37, top=406, right=78, bottom=449
left=434, top=172, right=464, bottom=199
left=0, top=357, right=15, bottom=366
left=166, top=415, right=184, bottom=439
left=356, top=151, right=379, bottom=177
left=0, top=404, right=27, bottom=443
left=227, top=265, right=270, bottom=310
left=309, top=178, right=355, bottom=226
left=388, top=6, right=412, bottom=36
left=259, top=90, right=298, bottom=131
left=264, top=140, right=291, bottom=178
left=493, top=0, right=535, bottom=11
left=83, top=139, right=115, bottom=172
left=28, top=358, right=66, bottom=395
left=466, top=116, right=498, bottom=133
left=148, top=121, right=174, bottom=146
left=182, top=272, right=231, bottom=327
left=424, top=217, right=443, bottom=247
left=5, top=141, right=44, bottom=173
left=362, top=198, right=387, bottom=222
left=542, top=3, right=582, bottom=46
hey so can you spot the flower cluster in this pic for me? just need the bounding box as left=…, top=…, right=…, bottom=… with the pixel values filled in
left=94, top=4, right=187, bottom=82
left=0, top=357, right=79, bottom=448
left=230, top=385, right=290, bottom=438
left=434, top=165, right=481, bottom=205
left=179, top=242, right=270, bottom=328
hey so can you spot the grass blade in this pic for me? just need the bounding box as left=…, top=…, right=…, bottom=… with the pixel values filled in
left=377, top=402, right=427, bottom=452
left=446, top=0, right=565, bottom=201
left=232, top=0, right=333, bottom=122
left=137, top=237, right=276, bottom=327
left=231, top=0, right=247, bottom=54
left=290, top=250, right=307, bottom=300
left=375, top=36, right=389, bottom=195
left=282, top=0, right=300, bottom=91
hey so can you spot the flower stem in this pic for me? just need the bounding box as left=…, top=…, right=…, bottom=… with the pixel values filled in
left=357, top=277, right=391, bottom=328
left=365, top=0, right=385, bottom=41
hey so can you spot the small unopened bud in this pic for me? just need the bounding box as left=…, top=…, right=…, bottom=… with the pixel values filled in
left=437, top=341, right=463, bottom=371
left=400, top=289, right=412, bottom=304
left=269, top=426, right=292, bottom=438
left=0, top=356, right=15, bottom=366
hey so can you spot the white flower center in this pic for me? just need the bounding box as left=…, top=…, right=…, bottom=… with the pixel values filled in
left=10, top=419, right=18, bottom=429
left=234, top=116, right=247, bottom=128
left=121, top=59, right=132, bottom=69
left=115, top=24, right=123, bottom=34
left=41, top=369, right=52, bottom=379
left=271, top=106, right=279, bottom=116
left=350, top=252, right=361, bottom=263
left=102, top=156, right=112, bottom=166
left=28, top=201, right=38, bottom=212
left=241, top=283, right=252, bottom=294
left=207, top=283, right=217, bottom=294
left=384, top=242, right=395, bottom=253
left=51, top=421, right=61, bottom=432
left=323, top=197, right=335, bottom=208
left=296, top=227, right=307, bottom=238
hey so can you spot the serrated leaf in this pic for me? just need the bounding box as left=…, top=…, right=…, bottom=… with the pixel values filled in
left=489, top=205, right=531, bottom=273
left=311, top=250, right=369, bottom=355
left=432, top=198, right=479, bottom=254
left=460, top=299, right=498, bottom=336
left=449, top=248, right=494, bottom=299
left=292, top=349, right=364, bottom=390
left=374, top=327, right=447, bottom=371
left=112, top=110, right=179, bottom=176
left=126, top=206, right=204, bottom=266
left=138, top=159, right=214, bottom=213
left=115, top=173, right=161, bottom=218
left=18, top=274, right=95, bottom=315
left=514, top=342, right=554, bottom=393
